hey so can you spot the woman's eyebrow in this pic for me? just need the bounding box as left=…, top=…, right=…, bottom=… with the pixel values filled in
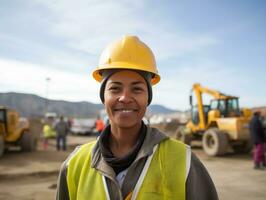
left=132, top=81, right=146, bottom=85
left=107, top=81, right=122, bottom=85
left=107, top=81, right=145, bottom=86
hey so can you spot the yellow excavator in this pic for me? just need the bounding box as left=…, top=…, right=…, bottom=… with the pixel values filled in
left=176, top=83, right=252, bottom=156
left=0, top=106, right=37, bottom=157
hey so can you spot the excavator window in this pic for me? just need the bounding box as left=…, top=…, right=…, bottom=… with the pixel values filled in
left=191, top=106, right=199, bottom=125
left=210, top=98, right=240, bottom=117
left=0, top=109, right=6, bottom=124
left=0, top=109, right=7, bottom=133
left=227, top=98, right=240, bottom=116
left=210, top=99, right=226, bottom=116
left=210, top=100, right=218, bottom=110
left=191, top=105, right=210, bottom=125
left=219, top=100, right=226, bottom=116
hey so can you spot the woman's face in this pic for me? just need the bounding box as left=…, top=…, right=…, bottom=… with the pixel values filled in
left=104, top=70, right=149, bottom=129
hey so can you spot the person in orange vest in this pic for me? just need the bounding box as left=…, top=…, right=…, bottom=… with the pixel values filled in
left=95, top=116, right=105, bottom=135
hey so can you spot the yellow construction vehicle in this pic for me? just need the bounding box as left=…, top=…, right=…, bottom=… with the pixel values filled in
left=176, top=83, right=252, bottom=156
left=0, top=106, right=37, bottom=157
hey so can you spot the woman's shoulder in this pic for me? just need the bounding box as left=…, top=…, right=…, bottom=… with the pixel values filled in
left=63, top=140, right=98, bottom=166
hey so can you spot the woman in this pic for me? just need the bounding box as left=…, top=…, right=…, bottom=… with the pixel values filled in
left=57, top=36, right=218, bottom=200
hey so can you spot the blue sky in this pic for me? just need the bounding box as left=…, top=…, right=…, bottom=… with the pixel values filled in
left=0, top=0, right=265, bottom=110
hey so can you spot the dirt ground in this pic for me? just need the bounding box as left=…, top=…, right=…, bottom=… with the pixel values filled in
left=0, top=135, right=266, bottom=200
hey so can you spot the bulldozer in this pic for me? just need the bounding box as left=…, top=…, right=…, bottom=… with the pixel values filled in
left=0, top=106, right=37, bottom=157
left=176, top=83, right=252, bottom=156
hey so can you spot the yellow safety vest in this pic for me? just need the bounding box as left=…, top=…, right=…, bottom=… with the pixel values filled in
left=43, top=125, right=56, bottom=138
left=67, top=139, right=186, bottom=200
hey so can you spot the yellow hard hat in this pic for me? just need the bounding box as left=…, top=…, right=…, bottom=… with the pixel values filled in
left=92, top=35, right=160, bottom=85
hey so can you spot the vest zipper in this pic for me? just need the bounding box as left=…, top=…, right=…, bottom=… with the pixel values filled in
left=100, top=172, right=123, bottom=200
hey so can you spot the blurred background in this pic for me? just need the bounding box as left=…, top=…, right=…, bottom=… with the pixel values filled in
left=0, top=0, right=265, bottom=199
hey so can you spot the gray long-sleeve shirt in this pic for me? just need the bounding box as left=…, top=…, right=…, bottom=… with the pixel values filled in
left=54, top=120, right=69, bottom=136
left=57, top=126, right=218, bottom=200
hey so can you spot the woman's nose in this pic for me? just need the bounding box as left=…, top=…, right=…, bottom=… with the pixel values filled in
left=118, top=89, right=133, bottom=103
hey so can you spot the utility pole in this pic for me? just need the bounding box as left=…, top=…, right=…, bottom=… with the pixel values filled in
left=45, top=77, right=51, bottom=114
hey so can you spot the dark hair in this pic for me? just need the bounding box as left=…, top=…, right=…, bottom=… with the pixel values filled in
left=254, top=111, right=261, bottom=116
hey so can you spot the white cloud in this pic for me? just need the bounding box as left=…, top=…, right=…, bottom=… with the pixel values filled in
left=0, top=32, right=91, bottom=73
left=0, top=58, right=100, bottom=103
left=33, top=0, right=220, bottom=61
left=142, top=31, right=220, bottom=60
left=152, top=59, right=260, bottom=110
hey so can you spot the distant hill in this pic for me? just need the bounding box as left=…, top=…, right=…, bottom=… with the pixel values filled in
left=0, top=92, right=103, bottom=118
left=0, top=92, right=177, bottom=118
left=147, top=104, right=178, bottom=115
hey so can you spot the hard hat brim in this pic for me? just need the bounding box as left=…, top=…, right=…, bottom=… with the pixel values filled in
left=92, top=62, right=160, bottom=85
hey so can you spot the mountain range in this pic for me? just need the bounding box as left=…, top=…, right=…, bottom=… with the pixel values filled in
left=0, top=92, right=177, bottom=118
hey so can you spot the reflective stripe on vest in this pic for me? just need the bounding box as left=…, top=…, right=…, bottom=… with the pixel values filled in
left=67, top=139, right=188, bottom=200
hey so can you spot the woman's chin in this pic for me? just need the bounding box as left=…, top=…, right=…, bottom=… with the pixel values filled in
left=111, top=119, right=141, bottom=129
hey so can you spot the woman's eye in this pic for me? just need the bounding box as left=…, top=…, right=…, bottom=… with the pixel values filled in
left=109, top=87, right=120, bottom=92
left=133, top=87, right=144, bottom=92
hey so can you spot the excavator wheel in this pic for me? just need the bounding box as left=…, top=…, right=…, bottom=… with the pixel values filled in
left=174, top=127, right=192, bottom=145
left=20, top=132, right=37, bottom=152
left=181, top=134, right=192, bottom=146
left=202, top=128, right=228, bottom=156
left=0, top=135, right=4, bottom=157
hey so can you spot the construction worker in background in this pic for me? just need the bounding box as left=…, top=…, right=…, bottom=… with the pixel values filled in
left=42, top=122, right=56, bottom=150
left=57, top=36, right=218, bottom=200
left=249, top=111, right=266, bottom=169
left=54, top=115, right=69, bottom=151
left=95, top=116, right=105, bottom=135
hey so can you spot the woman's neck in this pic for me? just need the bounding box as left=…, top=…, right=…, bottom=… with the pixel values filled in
left=109, top=122, right=142, bottom=158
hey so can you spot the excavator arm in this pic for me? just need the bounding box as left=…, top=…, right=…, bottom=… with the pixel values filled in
left=192, top=83, right=233, bottom=99
left=190, top=83, right=238, bottom=130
